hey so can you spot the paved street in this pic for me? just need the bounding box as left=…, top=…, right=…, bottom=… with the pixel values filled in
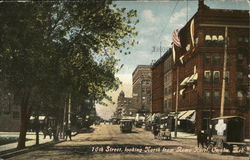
left=5, top=124, right=248, bottom=160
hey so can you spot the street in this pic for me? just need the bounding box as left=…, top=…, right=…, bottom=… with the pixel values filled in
left=7, top=124, right=248, bottom=160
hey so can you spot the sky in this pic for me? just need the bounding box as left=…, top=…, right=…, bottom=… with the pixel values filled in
left=95, top=0, right=249, bottom=120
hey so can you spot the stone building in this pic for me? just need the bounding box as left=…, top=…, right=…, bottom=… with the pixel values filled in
left=172, top=0, right=249, bottom=137
left=132, top=65, right=152, bottom=113
left=116, top=91, right=136, bottom=117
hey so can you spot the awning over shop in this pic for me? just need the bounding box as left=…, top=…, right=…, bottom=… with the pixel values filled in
left=30, top=116, right=46, bottom=121
left=180, top=77, right=190, bottom=86
left=177, top=111, right=188, bottom=119
left=180, top=89, right=185, bottom=95
left=179, top=110, right=195, bottom=120
left=187, top=73, right=198, bottom=83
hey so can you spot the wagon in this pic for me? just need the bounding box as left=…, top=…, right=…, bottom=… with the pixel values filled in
left=120, top=119, right=133, bottom=133
left=208, top=116, right=247, bottom=154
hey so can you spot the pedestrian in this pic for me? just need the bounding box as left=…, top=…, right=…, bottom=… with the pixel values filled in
left=152, top=123, right=159, bottom=139
left=66, top=128, right=72, bottom=141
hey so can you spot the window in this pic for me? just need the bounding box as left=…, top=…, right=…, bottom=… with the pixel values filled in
left=204, top=71, right=211, bottom=83
left=218, top=35, right=224, bottom=46
left=213, top=71, right=220, bottom=84
left=225, top=71, right=230, bottom=83
left=204, top=53, right=211, bottom=65
left=237, top=72, right=243, bottom=82
left=237, top=91, right=244, bottom=105
left=225, top=90, right=229, bottom=104
left=213, top=53, right=221, bottom=65
left=205, top=35, right=212, bottom=46
left=204, top=90, right=211, bottom=104
left=213, top=90, right=220, bottom=105
left=237, top=53, right=244, bottom=62
left=13, top=111, right=20, bottom=119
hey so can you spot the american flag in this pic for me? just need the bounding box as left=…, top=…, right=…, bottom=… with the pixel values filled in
left=172, top=29, right=181, bottom=47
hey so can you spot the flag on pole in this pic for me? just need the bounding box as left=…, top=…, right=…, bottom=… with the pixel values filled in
left=190, top=19, right=195, bottom=47
left=172, top=29, right=181, bottom=47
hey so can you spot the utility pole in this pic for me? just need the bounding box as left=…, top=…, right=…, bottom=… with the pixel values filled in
left=174, top=66, right=179, bottom=138
left=220, top=26, right=228, bottom=117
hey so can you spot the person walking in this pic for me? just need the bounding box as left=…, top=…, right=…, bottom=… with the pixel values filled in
left=66, top=128, right=72, bottom=141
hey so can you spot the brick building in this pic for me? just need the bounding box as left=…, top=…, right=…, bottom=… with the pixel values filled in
left=172, top=1, right=249, bottom=137
left=152, top=50, right=172, bottom=114
left=132, top=65, right=152, bottom=113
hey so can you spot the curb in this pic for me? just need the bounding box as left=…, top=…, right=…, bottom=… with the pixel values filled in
left=0, top=140, right=66, bottom=159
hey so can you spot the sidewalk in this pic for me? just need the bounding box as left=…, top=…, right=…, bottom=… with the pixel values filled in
left=171, top=131, right=196, bottom=139
left=0, top=132, right=53, bottom=153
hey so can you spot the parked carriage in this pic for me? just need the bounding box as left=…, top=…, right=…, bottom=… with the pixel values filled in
left=208, top=116, right=247, bottom=154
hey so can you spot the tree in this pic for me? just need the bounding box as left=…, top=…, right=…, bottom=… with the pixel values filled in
left=0, top=2, right=138, bottom=149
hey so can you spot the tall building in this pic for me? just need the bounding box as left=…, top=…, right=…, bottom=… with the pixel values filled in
left=172, top=1, right=249, bottom=137
left=132, top=65, right=152, bottom=113
left=151, top=50, right=172, bottom=114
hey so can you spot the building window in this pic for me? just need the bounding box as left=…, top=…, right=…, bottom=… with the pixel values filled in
left=13, top=111, right=20, bottom=119
left=204, top=71, right=211, bottom=83
left=213, top=53, right=221, bottom=65
left=218, top=35, right=224, bottom=46
left=237, top=53, right=244, bottom=63
left=205, top=35, right=212, bottom=46
left=204, top=53, right=211, bottom=65
left=204, top=90, right=211, bottom=104
left=237, top=72, right=243, bottom=82
left=213, top=90, right=220, bottom=105
left=213, top=71, right=220, bottom=84
left=225, top=90, right=229, bottom=104
left=237, top=91, right=244, bottom=105
left=225, top=71, right=230, bottom=83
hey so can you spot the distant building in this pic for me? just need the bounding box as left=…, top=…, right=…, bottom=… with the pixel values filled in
left=116, top=91, right=136, bottom=117
left=132, top=65, right=152, bottom=113
left=0, top=90, right=20, bottom=131
left=172, top=1, right=249, bottom=137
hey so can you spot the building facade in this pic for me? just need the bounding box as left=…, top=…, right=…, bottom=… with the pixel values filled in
left=132, top=65, right=152, bottom=113
left=116, top=91, right=136, bottom=117
left=172, top=1, right=249, bottom=137
left=152, top=50, right=172, bottom=114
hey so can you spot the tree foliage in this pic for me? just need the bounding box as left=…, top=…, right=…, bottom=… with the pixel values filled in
left=0, top=1, right=138, bottom=149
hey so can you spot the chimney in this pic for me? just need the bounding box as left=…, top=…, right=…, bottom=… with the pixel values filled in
left=198, top=0, right=209, bottom=11
left=198, top=0, right=205, bottom=9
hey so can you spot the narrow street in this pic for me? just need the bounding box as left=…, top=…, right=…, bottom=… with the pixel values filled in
left=8, top=124, right=248, bottom=160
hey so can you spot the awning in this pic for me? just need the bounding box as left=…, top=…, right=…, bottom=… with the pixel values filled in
left=180, top=77, right=190, bottom=86
left=218, top=35, right=224, bottom=41
left=187, top=73, right=198, bottom=83
left=179, top=110, right=195, bottom=120
left=177, top=111, right=188, bottom=119
left=205, top=35, right=211, bottom=40
left=30, top=116, right=46, bottom=121
left=180, top=89, right=185, bottom=95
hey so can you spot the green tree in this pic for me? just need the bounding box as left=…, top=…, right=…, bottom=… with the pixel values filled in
left=0, top=2, right=138, bottom=149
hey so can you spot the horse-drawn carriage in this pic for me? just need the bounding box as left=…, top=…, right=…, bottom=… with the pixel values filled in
left=208, top=116, right=247, bottom=154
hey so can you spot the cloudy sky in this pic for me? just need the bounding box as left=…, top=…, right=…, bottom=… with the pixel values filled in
left=96, top=0, right=249, bottom=120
